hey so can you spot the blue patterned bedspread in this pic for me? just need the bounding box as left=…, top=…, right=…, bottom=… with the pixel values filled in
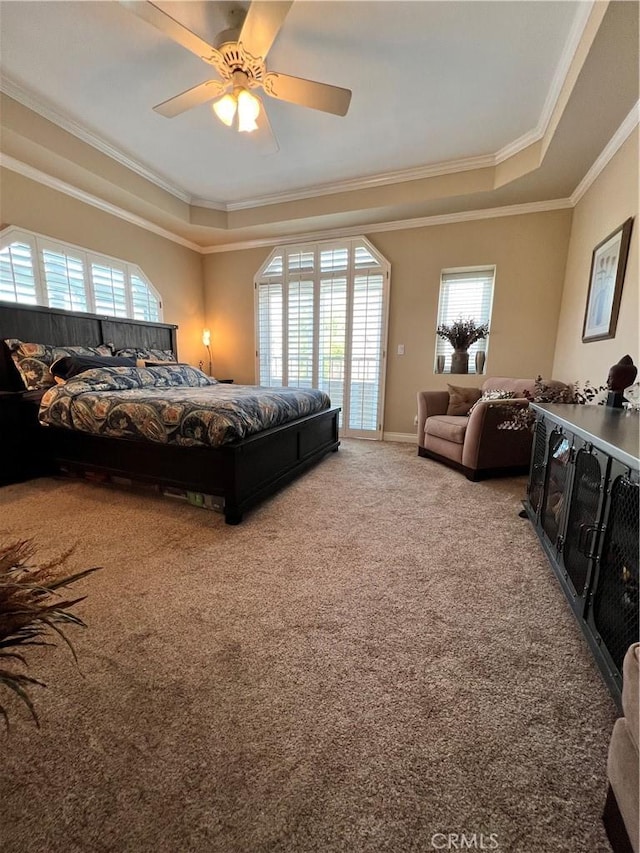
left=39, top=365, right=331, bottom=448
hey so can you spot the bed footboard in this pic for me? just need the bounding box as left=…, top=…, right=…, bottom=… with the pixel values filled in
left=41, top=407, right=340, bottom=524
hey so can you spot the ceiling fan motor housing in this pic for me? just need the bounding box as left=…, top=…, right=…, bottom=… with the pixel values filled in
left=215, top=38, right=265, bottom=87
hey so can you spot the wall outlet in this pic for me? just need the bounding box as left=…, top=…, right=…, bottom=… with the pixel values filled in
left=397, top=344, right=405, bottom=355
left=413, top=414, right=418, bottom=426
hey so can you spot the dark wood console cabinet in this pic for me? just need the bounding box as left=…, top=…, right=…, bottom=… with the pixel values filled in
left=524, top=403, right=639, bottom=709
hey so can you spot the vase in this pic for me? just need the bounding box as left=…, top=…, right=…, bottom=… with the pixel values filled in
left=436, top=355, right=445, bottom=374
left=451, top=349, right=469, bottom=374
left=475, top=351, right=486, bottom=375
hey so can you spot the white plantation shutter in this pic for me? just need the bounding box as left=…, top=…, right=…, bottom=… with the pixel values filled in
left=0, top=226, right=162, bottom=321
left=256, top=238, right=389, bottom=438
left=258, top=282, right=283, bottom=386
left=91, top=262, right=128, bottom=317
left=349, top=273, right=384, bottom=431
left=131, top=273, right=161, bottom=322
left=435, top=267, right=495, bottom=374
left=318, top=275, right=347, bottom=426
left=288, top=279, right=314, bottom=388
left=42, top=248, right=88, bottom=312
left=0, top=240, right=38, bottom=304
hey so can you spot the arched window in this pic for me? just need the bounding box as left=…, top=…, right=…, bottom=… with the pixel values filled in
left=0, top=226, right=162, bottom=322
left=255, top=237, right=390, bottom=439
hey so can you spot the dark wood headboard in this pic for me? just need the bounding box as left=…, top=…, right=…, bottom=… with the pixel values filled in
left=0, top=301, right=178, bottom=392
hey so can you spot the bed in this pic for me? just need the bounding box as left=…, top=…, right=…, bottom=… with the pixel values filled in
left=0, top=301, right=340, bottom=524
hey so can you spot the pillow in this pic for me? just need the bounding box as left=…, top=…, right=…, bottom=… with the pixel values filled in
left=5, top=339, right=113, bottom=390
left=50, top=354, right=136, bottom=381
left=446, top=384, right=482, bottom=416
left=116, top=347, right=176, bottom=362
left=468, top=389, right=516, bottom=416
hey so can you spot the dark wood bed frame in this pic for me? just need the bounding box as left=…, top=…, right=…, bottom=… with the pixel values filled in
left=0, top=301, right=340, bottom=524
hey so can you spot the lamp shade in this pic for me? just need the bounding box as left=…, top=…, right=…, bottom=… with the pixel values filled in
left=202, top=329, right=211, bottom=347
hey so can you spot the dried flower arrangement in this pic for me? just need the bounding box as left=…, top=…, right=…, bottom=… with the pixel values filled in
left=0, top=540, right=99, bottom=728
left=436, top=318, right=489, bottom=351
left=498, top=376, right=607, bottom=431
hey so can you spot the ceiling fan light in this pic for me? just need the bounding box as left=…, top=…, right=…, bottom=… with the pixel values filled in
left=213, top=94, right=237, bottom=127
left=237, top=89, right=260, bottom=133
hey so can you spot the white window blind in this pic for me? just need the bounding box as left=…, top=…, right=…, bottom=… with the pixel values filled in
left=349, top=273, right=384, bottom=431
left=0, top=240, right=38, bottom=304
left=256, top=238, right=390, bottom=438
left=42, top=248, right=88, bottom=312
left=435, top=267, right=495, bottom=374
left=0, top=226, right=162, bottom=322
left=258, top=282, right=283, bottom=386
left=131, top=273, right=161, bottom=322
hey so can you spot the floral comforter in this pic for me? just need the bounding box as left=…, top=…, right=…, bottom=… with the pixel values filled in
left=39, top=365, right=331, bottom=448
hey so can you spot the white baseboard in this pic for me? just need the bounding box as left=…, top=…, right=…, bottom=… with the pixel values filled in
left=383, top=432, right=416, bottom=444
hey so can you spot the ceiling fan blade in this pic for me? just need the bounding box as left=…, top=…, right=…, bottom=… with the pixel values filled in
left=238, top=1, right=294, bottom=62
left=119, top=1, right=225, bottom=69
left=153, top=80, right=229, bottom=118
left=262, top=72, right=352, bottom=116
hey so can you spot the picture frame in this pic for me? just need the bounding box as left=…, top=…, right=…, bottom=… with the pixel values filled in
left=582, top=217, right=634, bottom=342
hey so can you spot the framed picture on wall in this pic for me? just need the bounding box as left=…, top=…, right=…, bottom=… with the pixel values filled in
left=582, top=217, right=634, bottom=342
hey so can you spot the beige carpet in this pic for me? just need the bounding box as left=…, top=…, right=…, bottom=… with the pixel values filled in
left=0, top=439, right=616, bottom=853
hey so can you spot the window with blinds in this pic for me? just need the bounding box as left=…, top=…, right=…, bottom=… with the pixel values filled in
left=255, top=238, right=390, bottom=439
left=0, top=226, right=162, bottom=322
left=435, top=267, right=495, bottom=374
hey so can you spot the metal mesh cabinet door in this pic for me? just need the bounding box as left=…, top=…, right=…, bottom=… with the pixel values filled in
left=588, top=465, right=639, bottom=686
left=541, top=429, right=573, bottom=548
left=527, top=415, right=547, bottom=517
left=561, top=445, right=608, bottom=601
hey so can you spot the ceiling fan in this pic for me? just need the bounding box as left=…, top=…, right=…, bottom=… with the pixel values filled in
left=119, top=1, right=352, bottom=139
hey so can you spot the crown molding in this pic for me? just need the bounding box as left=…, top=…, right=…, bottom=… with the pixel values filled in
left=202, top=199, right=573, bottom=254
left=217, top=154, right=496, bottom=211
left=570, top=100, right=639, bottom=205
left=0, top=154, right=203, bottom=252
left=0, top=76, right=194, bottom=205
left=494, top=1, right=594, bottom=166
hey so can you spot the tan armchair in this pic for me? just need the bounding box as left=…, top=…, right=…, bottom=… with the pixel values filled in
left=417, top=377, right=564, bottom=480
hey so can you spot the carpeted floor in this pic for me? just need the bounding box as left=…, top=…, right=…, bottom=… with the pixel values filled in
left=0, top=439, right=616, bottom=853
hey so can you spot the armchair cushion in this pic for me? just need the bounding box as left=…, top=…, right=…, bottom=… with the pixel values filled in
left=446, top=384, right=482, bottom=416
left=426, top=415, right=468, bottom=444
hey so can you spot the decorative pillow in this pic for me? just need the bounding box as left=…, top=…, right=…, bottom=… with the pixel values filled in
left=51, top=354, right=136, bottom=381
left=446, top=384, right=483, bottom=416
left=115, top=347, right=176, bottom=362
left=5, top=339, right=113, bottom=390
left=468, top=389, right=516, bottom=416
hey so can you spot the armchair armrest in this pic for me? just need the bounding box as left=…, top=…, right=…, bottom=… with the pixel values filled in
left=462, top=398, right=533, bottom=470
left=417, top=391, right=449, bottom=448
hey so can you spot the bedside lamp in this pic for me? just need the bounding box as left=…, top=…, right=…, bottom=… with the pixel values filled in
left=202, top=328, right=212, bottom=375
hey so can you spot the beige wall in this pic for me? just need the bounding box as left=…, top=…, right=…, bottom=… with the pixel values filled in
left=552, top=132, right=639, bottom=386
left=204, top=209, right=573, bottom=435
left=0, top=168, right=205, bottom=366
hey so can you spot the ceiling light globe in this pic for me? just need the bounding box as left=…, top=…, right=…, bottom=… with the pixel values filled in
left=237, top=89, right=260, bottom=133
left=213, top=94, right=237, bottom=127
